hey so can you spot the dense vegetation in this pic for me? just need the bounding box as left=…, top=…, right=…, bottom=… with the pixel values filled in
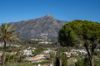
left=59, top=20, right=100, bottom=47
left=58, top=20, right=100, bottom=66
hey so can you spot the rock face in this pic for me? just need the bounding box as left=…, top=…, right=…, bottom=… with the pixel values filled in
left=12, top=15, right=64, bottom=42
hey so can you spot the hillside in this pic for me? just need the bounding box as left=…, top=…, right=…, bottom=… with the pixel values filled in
left=12, top=15, right=64, bottom=42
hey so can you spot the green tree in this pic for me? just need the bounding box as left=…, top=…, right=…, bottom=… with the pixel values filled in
left=58, top=20, right=100, bottom=66
left=0, top=23, right=18, bottom=65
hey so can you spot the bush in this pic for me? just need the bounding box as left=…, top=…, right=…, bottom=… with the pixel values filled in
left=61, top=53, right=68, bottom=66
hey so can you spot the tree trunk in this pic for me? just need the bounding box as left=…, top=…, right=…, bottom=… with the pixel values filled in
left=89, top=56, right=94, bottom=66
left=2, top=39, right=6, bottom=66
left=55, top=57, right=60, bottom=66
left=84, top=41, right=95, bottom=66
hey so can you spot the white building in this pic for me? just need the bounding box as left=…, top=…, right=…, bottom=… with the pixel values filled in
left=23, top=47, right=33, bottom=56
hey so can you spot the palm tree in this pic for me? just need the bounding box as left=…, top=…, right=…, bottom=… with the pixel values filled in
left=0, top=23, right=18, bottom=65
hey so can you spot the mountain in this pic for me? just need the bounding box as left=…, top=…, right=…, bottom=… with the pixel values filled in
left=12, top=15, right=64, bottom=42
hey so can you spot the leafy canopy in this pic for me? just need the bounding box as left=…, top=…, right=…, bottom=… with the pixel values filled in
left=0, top=23, right=18, bottom=42
left=59, top=20, right=100, bottom=47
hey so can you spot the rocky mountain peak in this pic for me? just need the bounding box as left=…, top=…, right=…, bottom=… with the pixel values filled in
left=41, top=15, right=54, bottom=20
left=12, top=16, right=64, bottom=42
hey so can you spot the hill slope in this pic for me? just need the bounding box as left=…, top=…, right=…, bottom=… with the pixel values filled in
left=12, top=15, right=64, bottom=42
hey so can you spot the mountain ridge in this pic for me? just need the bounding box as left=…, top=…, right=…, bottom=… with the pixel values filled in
left=11, top=15, right=65, bottom=42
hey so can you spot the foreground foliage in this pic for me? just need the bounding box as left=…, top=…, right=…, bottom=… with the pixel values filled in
left=59, top=20, right=100, bottom=66
left=59, top=20, right=100, bottom=47
left=0, top=23, right=18, bottom=65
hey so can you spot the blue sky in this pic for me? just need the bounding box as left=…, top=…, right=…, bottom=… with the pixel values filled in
left=0, top=0, right=100, bottom=23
